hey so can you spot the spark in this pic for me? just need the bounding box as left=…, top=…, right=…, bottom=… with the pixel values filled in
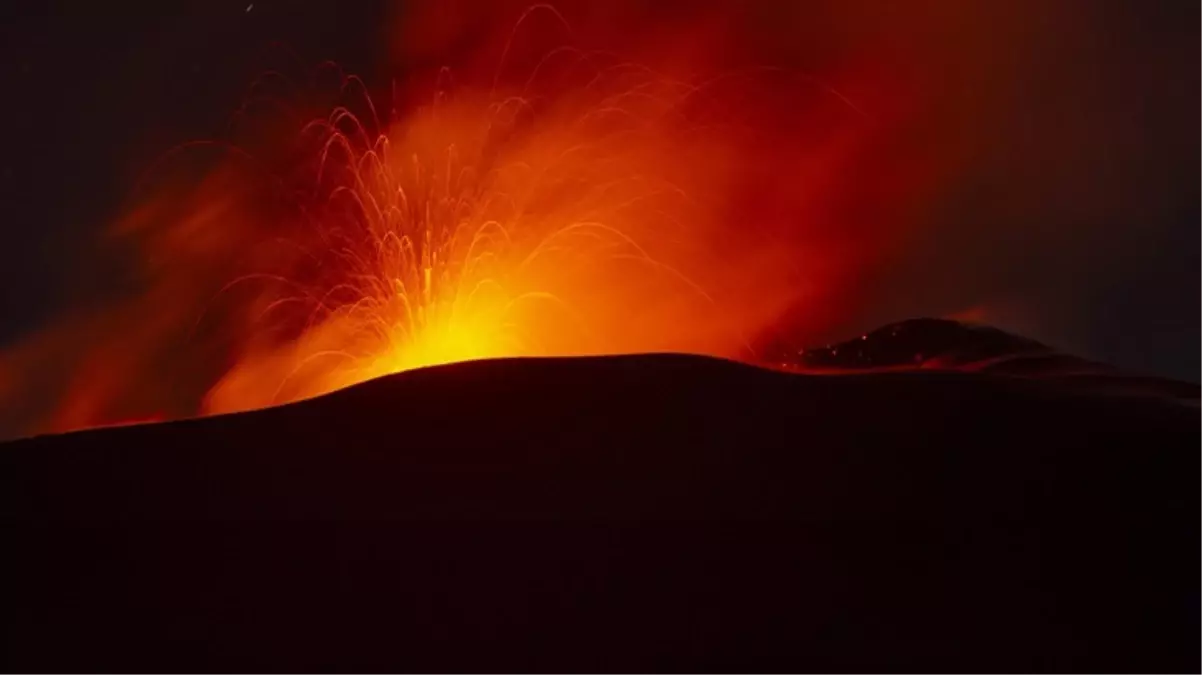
left=0, top=3, right=882, bottom=436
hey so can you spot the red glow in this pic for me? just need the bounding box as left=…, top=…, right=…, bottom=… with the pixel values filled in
left=0, top=2, right=942, bottom=438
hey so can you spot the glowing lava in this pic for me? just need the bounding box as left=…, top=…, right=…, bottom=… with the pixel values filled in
left=201, top=69, right=762, bottom=412
left=0, top=4, right=902, bottom=438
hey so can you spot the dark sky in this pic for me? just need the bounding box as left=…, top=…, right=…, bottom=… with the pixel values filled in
left=0, top=0, right=392, bottom=337
left=0, top=0, right=1197, bottom=381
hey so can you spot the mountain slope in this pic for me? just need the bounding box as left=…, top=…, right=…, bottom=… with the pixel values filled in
left=1, top=340, right=1197, bottom=671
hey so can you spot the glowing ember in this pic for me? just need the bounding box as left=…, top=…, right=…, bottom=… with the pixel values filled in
left=0, top=4, right=897, bottom=438
left=203, top=66, right=762, bottom=412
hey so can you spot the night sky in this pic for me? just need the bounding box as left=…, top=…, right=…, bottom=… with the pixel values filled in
left=0, top=0, right=1197, bottom=381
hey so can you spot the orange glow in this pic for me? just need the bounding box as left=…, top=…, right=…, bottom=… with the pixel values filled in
left=0, top=3, right=923, bottom=438
left=201, top=64, right=805, bottom=412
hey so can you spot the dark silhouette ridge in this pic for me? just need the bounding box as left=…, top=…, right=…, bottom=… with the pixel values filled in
left=2, top=323, right=1198, bottom=671
left=763, top=317, right=1201, bottom=400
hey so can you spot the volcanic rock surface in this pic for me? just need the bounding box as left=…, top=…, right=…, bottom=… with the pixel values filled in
left=2, top=320, right=1197, bottom=671
left=764, top=317, right=1200, bottom=400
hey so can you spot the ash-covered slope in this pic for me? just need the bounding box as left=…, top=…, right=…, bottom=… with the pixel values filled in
left=2, top=349, right=1198, bottom=671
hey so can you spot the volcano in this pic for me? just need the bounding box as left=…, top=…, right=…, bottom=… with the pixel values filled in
left=2, top=320, right=1197, bottom=672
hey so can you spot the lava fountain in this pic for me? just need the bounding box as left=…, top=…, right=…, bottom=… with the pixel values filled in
left=0, top=4, right=903, bottom=438
left=204, top=62, right=761, bottom=412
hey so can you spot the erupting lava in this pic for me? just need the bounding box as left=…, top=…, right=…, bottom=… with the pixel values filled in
left=205, top=64, right=747, bottom=411
left=0, top=4, right=907, bottom=438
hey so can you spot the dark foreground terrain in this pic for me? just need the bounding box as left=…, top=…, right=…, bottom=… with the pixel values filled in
left=2, top=324, right=1198, bottom=671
